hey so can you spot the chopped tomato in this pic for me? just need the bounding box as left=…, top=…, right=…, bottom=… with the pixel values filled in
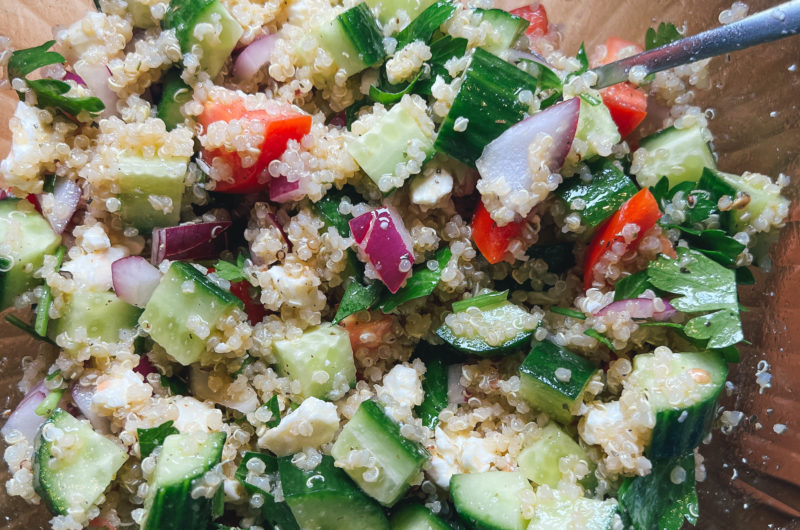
left=510, top=3, right=549, bottom=36
left=199, top=99, right=312, bottom=194
left=599, top=36, right=643, bottom=65
left=596, top=37, right=648, bottom=138
left=471, top=201, right=526, bottom=265
left=341, top=315, right=394, bottom=351
left=229, top=280, right=268, bottom=325
left=583, top=188, right=662, bottom=290
left=88, top=518, right=115, bottom=530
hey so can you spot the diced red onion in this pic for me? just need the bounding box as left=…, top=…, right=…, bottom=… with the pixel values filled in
left=189, top=367, right=259, bottom=414
left=134, top=354, right=157, bottom=378
left=349, top=206, right=415, bottom=293
left=447, top=364, right=466, bottom=405
left=71, top=383, right=110, bottom=433
left=233, top=34, right=278, bottom=80
left=269, top=175, right=307, bottom=203
left=112, top=256, right=162, bottom=308
left=74, top=62, right=117, bottom=117
left=0, top=381, right=49, bottom=441
left=38, top=177, right=81, bottom=234
left=476, top=97, right=581, bottom=202
left=0, top=188, right=10, bottom=200
left=62, top=70, right=87, bottom=86
left=151, top=221, right=232, bottom=265
left=595, top=297, right=677, bottom=321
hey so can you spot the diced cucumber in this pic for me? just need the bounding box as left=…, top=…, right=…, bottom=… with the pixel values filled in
left=235, top=452, right=299, bottom=530
left=450, top=471, right=533, bottom=530
left=708, top=169, right=791, bottom=233
left=331, top=400, right=429, bottom=506
left=527, top=493, right=617, bottom=530
left=415, top=357, right=448, bottom=429
left=630, top=350, right=727, bottom=459
left=33, top=409, right=128, bottom=516
left=272, top=324, right=356, bottom=400
left=347, top=97, right=435, bottom=191
left=279, top=454, right=390, bottom=530
left=434, top=48, right=539, bottom=167
left=632, top=125, right=716, bottom=188
left=142, top=431, right=227, bottom=530
left=566, top=96, right=621, bottom=166
left=118, top=154, right=187, bottom=232
left=139, top=261, right=244, bottom=366
left=364, top=0, right=437, bottom=25
left=51, top=290, right=142, bottom=344
left=556, top=158, right=637, bottom=228
left=436, top=296, right=537, bottom=357
left=390, top=502, right=452, bottom=530
left=0, top=199, right=61, bottom=310
left=474, top=9, right=528, bottom=55
left=157, top=69, right=193, bottom=131
left=163, top=0, right=243, bottom=78
left=517, top=423, right=595, bottom=489
left=518, top=341, right=598, bottom=424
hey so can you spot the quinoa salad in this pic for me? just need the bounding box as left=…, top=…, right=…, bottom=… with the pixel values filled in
left=0, top=0, right=792, bottom=529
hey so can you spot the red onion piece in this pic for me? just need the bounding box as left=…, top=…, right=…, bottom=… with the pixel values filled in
left=447, top=364, right=466, bottom=405
left=233, top=34, right=278, bottom=80
left=112, top=256, right=162, bottom=308
left=348, top=206, right=414, bottom=294
left=38, top=177, right=81, bottom=234
left=134, top=354, right=157, bottom=378
left=74, top=62, right=117, bottom=117
left=0, top=188, right=10, bottom=200
left=595, top=297, right=677, bottom=321
left=151, top=221, right=232, bottom=265
left=71, top=382, right=110, bottom=433
left=189, top=367, right=259, bottom=414
left=476, top=97, right=581, bottom=201
left=269, top=175, right=307, bottom=203
left=1, top=381, right=49, bottom=441
left=62, top=70, right=87, bottom=86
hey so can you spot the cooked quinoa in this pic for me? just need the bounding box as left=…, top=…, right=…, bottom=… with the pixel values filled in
left=0, top=0, right=792, bottom=529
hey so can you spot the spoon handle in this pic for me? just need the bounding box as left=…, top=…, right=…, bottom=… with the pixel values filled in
left=592, top=0, right=800, bottom=88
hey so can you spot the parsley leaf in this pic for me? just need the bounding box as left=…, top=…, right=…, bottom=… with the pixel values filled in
left=332, top=280, right=383, bottom=325
left=380, top=247, right=452, bottom=312
left=645, top=22, right=682, bottom=50
left=668, top=226, right=745, bottom=267
left=160, top=374, right=189, bottom=395
left=26, top=78, right=105, bottom=115
left=575, top=42, right=589, bottom=73
left=684, top=308, right=743, bottom=349
left=584, top=329, right=615, bottom=351
left=214, top=253, right=247, bottom=282
left=613, top=270, right=652, bottom=301
left=550, top=306, right=586, bottom=320
left=264, top=395, right=281, bottom=428
left=394, top=0, right=456, bottom=50
left=369, top=68, right=425, bottom=105
left=138, top=421, right=179, bottom=458
left=8, top=41, right=65, bottom=80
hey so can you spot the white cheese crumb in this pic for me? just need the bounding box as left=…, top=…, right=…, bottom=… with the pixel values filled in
left=260, top=397, right=339, bottom=456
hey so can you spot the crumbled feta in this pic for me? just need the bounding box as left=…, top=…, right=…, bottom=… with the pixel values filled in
left=172, top=396, right=224, bottom=433
left=92, top=369, right=152, bottom=413
left=261, top=397, right=339, bottom=456
left=0, top=102, right=61, bottom=194
left=426, top=426, right=498, bottom=488
left=376, top=364, right=423, bottom=424
left=257, top=260, right=325, bottom=312
left=80, top=225, right=112, bottom=252
left=409, top=168, right=454, bottom=207
left=61, top=245, right=129, bottom=292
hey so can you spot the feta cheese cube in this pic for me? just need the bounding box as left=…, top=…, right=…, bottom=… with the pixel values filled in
left=261, top=397, right=339, bottom=456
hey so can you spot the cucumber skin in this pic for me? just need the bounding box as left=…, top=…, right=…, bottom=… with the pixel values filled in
left=435, top=324, right=533, bottom=357
left=157, top=69, right=193, bottom=131
left=450, top=472, right=531, bottom=530
left=235, top=452, right=299, bottom=530
left=648, top=388, right=723, bottom=460
left=390, top=502, right=453, bottom=530
left=415, top=357, right=448, bottom=429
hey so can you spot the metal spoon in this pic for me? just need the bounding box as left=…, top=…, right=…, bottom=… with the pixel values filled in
left=592, top=0, right=800, bottom=89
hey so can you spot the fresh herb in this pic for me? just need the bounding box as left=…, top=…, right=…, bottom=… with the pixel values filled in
left=613, top=270, right=652, bottom=301
left=27, top=78, right=105, bottom=116
left=527, top=243, right=575, bottom=275
left=369, top=68, right=424, bottom=105
left=345, top=98, right=371, bottom=130
left=578, top=92, right=601, bottom=106
left=314, top=186, right=358, bottom=238
left=46, top=369, right=61, bottom=381
left=232, top=354, right=254, bottom=377
left=715, top=344, right=741, bottom=363
left=34, top=389, right=63, bottom=417
left=332, top=280, right=383, bottom=325
left=584, top=329, right=615, bottom=351
left=235, top=452, right=299, bottom=529
left=160, top=373, right=189, bottom=396
left=394, top=1, right=457, bottom=49
left=575, top=42, right=589, bottom=74
left=5, top=314, right=58, bottom=346
left=7, top=41, right=65, bottom=80
left=619, top=451, right=698, bottom=530
left=452, top=289, right=508, bottom=313
left=43, top=174, right=57, bottom=194
left=138, top=420, right=179, bottom=458
left=380, top=247, right=452, bottom=312
left=212, top=487, right=224, bottom=519
left=645, top=22, right=682, bottom=51
left=517, top=58, right=563, bottom=93
left=35, top=245, right=66, bottom=337
left=414, top=357, right=448, bottom=429
left=414, top=36, right=467, bottom=96
left=214, top=253, right=247, bottom=282
left=647, top=247, right=743, bottom=349
left=264, top=395, right=281, bottom=428
left=556, top=158, right=638, bottom=227
left=735, top=266, right=755, bottom=285
left=550, top=306, right=586, bottom=320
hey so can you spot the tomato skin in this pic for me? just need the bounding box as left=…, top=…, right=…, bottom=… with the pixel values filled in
left=510, top=3, right=549, bottom=36
left=471, top=201, right=526, bottom=265
left=600, top=36, right=642, bottom=65
left=199, top=100, right=312, bottom=194
left=229, top=280, right=268, bottom=325
left=583, top=188, right=662, bottom=290
left=597, top=37, right=648, bottom=138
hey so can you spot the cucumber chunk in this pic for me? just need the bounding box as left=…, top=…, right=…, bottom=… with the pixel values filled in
left=566, top=97, right=621, bottom=166
left=0, top=199, right=61, bottom=310
left=279, top=454, right=390, bottom=530
left=365, top=0, right=437, bottom=25
left=33, top=409, right=128, bottom=517
left=474, top=9, right=528, bottom=55
left=142, top=431, right=227, bottom=530
left=51, top=290, right=142, bottom=344
left=630, top=350, right=727, bottom=459
left=157, top=69, right=193, bottom=131
left=708, top=168, right=791, bottom=233
left=235, top=452, right=299, bottom=530
left=556, top=158, right=637, bottom=227
left=163, top=0, right=244, bottom=78
left=518, top=341, right=598, bottom=424
left=517, top=423, right=595, bottom=489
left=415, top=356, right=448, bottom=429
left=527, top=493, right=617, bottom=530
left=450, top=471, right=533, bottom=530
left=331, top=400, right=429, bottom=506
left=272, top=324, right=357, bottom=400
left=139, top=261, right=244, bottom=366
left=118, top=154, right=188, bottom=232
left=632, top=125, right=716, bottom=188
left=390, top=502, right=452, bottom=530
left=347, top=96, right=435, bottom=191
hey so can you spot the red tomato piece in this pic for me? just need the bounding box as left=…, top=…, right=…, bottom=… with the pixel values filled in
left=583, top=188, right=662, bottom=290
left=471, top=201, right=526, bottom=265
left=229, top=280, right=268, bottom=325
left=199, top=100, right=312, bottom=194
left=599, top=36, right=643, bottom=65
left=341, top=315, right=394, bottom=351
left=601, top=83, right=648, bottom=138
left=510, top=3, right=549, bottom=36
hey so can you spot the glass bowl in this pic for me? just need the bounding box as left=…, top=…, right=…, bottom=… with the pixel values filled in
left=1, top=0, right=798, bottom=527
